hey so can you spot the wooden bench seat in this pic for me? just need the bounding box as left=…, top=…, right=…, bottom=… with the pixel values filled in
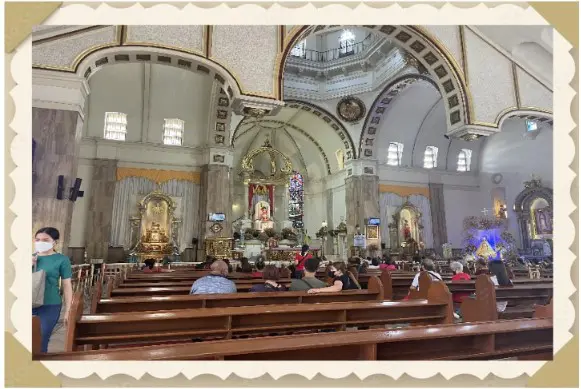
left=65, top=281, right=453, bottom=351
left=97, top=276, right=384, bottom=313
left=36, top=317, right=552, bottom=361
left=461, top=275, right=553, bottom=322
left=117, top=278, right=292, bottom=289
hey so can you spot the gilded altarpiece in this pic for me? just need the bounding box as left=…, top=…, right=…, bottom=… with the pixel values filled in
left=129, top=191, right=181, bottom=261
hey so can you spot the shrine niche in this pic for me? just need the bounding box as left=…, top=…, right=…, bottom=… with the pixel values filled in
left=388, top=201, right=425, bottom=254
left=129, top=190, right=181, bottom=261
left=513, top=176, right=552, bottom=249
left=240, top=137, right=293, bottom=231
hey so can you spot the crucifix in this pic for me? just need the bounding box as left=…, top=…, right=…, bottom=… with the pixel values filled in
left=481, top=208, right=489, bottom=216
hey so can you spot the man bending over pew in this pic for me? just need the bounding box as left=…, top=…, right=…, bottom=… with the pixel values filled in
left=410, top=259, right=442, bottom=291
left=189, top=260, right=237, bottom=295
left=307, top=262, right=358, bottom=293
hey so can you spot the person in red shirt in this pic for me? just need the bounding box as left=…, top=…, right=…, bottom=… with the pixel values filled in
left=252, top=257, right=265, bottom=278
left=450, top=261, right=471, bottom=303
left=379, top=256, right=397, bottom=271
left=294, top=244, right=312, bottom=279
left=142, top=259, right=161, bottom=273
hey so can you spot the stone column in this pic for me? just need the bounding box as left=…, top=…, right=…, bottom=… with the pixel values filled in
left=344, top=160, right=380, bottom=250
left=84, top=159, right=118, bottom=260
left=198, top=148, right=234, bottom=242
left=32, top=70, right=89, bottom=255
left=428, top=183, right=448, bottom=253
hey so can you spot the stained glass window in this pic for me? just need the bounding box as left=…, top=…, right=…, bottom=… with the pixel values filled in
left=289, top=171, right=304, bottom=229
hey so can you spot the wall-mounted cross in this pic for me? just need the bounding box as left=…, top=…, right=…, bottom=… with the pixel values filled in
left=481, top=208, right=489, bottom=216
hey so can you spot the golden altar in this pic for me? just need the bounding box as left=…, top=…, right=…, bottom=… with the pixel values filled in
left=265, top=247, right=320, bottom=262
left=204, top=237, right=234, bottom=260
left=129, top=190, right=181, bottom=261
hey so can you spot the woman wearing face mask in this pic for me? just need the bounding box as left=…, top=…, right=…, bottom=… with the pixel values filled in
left=307, top=262, right=355, bottom=293
left=32, top=227, right=73, bottom=353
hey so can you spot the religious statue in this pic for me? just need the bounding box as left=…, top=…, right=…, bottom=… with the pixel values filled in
left=535, top=207, right=552, bottom=235
left=254, top=200, right=274, bottom=232
left=475, top=237, right=497, bottom=259
left=402, top=219, right=411, bottom=241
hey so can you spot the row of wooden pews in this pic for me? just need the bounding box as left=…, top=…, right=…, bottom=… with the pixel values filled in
left=33, top=266, right=553, bottom=361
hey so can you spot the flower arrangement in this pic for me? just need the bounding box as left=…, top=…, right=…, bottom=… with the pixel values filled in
left=258, top=232, right=269, bottom=242
left=281, top=227, right=297, bottom=241
left=244, top=228, right=260, bottom=240
left=264, top=228, right=277, bottom=238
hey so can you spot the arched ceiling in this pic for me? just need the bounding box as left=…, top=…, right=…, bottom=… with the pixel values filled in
left=232, top=106, right=351, bottom=179
left=373, top=78, right=484, bottom=171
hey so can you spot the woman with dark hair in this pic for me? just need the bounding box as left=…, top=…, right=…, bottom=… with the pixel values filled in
left=308, top=261, right=357, bottom=293
left=32, top=227, right=73, bottom=353
left=294, top=244, right=312, bottom=280
left=252, top=257, right=265, bottom=278
left=249, top=265, right=287, bottom=292
left=489, top=260, right=513, bottom=287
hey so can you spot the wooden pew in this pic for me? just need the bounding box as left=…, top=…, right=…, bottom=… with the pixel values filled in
left=461, top=275, right=553, bottom=322
left=117, top=278, right=292, bottom=289
left=65, top=281, right=453, bottom=351
left=37, top=317, right=552, bottom=361
left=96, top=276, right=384, bottom=313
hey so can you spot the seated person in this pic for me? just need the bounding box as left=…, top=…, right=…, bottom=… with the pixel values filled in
left=189, top=260, right=236, bottom=295
left=489, top=260, right=513, bottom=287
left=290, top=257, right=326, bottom=291
left=450, top=261, right=471, bottom=304
left=358, top=261, right=369, bottom=274
left=142, top=259, right=160, bottom=273
left=368, top=258, right=380, bottom=270
left=249, top=265, right=287, bottom=292
left=252, top=257, right=265, bottom=278
left=307, top=262, right=357, bottom=293
left=379, top=257, right=397, bottom=271
left=410, top=258, right=442, bottom=291
left=237, top=257, right=253, bottom=274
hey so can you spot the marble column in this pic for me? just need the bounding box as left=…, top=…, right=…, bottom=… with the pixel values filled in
left=429, top=183, right=448, bottom=253
left=84, top=159, right=118, bottom=260
left=345, top=175, right=380, bottom=234
left=32, top=108, right=83, bottom=254
left=198, top=164, right=232, bottom=240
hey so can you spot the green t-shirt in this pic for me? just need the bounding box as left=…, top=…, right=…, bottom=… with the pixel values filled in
left=34, top=253, right=72, bottom=305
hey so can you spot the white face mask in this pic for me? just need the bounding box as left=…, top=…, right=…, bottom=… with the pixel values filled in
left=34, top=241, right=54, bottom=254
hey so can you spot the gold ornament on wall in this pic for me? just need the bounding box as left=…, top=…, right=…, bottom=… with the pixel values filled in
left=337, top=96, right=366, bottom=123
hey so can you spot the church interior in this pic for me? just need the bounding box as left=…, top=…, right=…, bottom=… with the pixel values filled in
left=32, top=25, right=554, bottom=360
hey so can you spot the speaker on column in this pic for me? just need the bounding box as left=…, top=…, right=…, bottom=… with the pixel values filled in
left=56, top=175, right=65, bottom=200
left=69, top=178, right=83, bottom=201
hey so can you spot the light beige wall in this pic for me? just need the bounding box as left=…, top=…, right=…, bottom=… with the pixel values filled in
left=67, top=161, right=94, bottom=247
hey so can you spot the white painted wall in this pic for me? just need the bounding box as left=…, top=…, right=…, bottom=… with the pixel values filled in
left=479, top=117, right=553, bottom=246
left=443, top=187, right=489, bottom=247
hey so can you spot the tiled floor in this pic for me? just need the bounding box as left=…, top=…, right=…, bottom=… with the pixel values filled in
left=47, top=304, right=90, bottom=353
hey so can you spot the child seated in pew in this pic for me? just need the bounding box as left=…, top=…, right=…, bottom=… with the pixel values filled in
left=307, top=262, right=358, bottom=294
left=249, top=265, right=287, bottom=292
left=189, top=260, right=237, bottom=295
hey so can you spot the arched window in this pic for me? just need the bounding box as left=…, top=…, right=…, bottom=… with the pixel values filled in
left=163, top=118, right=185, bottom=146
left=290, top=39, right=306, bottom=58
left=457, top=149, right=472, bottom=172
left=289, top=171, right=304, bottom=229
left=387, top=142, right=404, bottom=166
left=104, top=112, right=127, bottom=141
left=423, top=146, right=438, bottom=169
left=338, top=30, right=356, bottom=57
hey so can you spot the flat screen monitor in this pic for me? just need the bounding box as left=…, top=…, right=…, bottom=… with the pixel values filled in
left=208, top=213, right=226, bottom=222
left=368, top=217, right=380, bottom=226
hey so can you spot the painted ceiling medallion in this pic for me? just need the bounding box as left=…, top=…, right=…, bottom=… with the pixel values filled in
left=337, top=96, right=366, bottom=123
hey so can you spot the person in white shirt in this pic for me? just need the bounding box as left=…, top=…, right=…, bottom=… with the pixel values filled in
left=410, top=258, right=442, bottom=291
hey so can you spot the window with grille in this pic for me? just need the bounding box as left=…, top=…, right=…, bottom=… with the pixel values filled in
left=457, top=149, right=472, bottom=172
left=387, top=142, right=404, bottom=166
left=338, top=30, right=356, bottom=56
left=163, top=118, right=184, bottom=146
left=525, top=119, right=538, bottom=132
left=291, top=40, right=306, bottom=58
left=104, top=112, right=127, bottom=141
left=423, top=146, right=438, bottom=169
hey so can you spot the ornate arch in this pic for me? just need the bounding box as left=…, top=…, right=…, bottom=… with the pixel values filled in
left=359, top=74, right=439, bottom=158
left=277, top=25, right=471, bottom=139
left=284, top=100, right=358, bottom=160
left=513, top=178, right=553, bottom=249
left=496, top=108, right=553, bottom=129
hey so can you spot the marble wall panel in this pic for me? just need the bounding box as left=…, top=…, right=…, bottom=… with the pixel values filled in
left=345, top=175, right=380, bottom=238
left=32, top=108, right=82, bottom=253
left=32, top=26, right=118, bottom=69
left=464, top=29, right=516, bottom=123
left=198, top=165, right=232, bottom=240
left=517, top=68, right=553, bottom=111
left=211, top=25, right=278, bottom=97
left=429, top=183, right=448, bottom=253
left=126, top=25, right=205, bottom=55
left=85, top=159, right=118, bottom=259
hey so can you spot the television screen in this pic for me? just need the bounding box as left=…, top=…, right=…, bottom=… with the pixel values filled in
left=208, top=213, right=226, bottom=222
left=368, top=218, right=380, bottom=225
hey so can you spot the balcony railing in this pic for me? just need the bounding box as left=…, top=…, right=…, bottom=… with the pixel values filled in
left=290, top=33, right=377, bottom=63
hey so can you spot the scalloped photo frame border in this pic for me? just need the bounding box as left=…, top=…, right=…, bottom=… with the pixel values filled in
left=4, top=2, right=578, bottom=387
